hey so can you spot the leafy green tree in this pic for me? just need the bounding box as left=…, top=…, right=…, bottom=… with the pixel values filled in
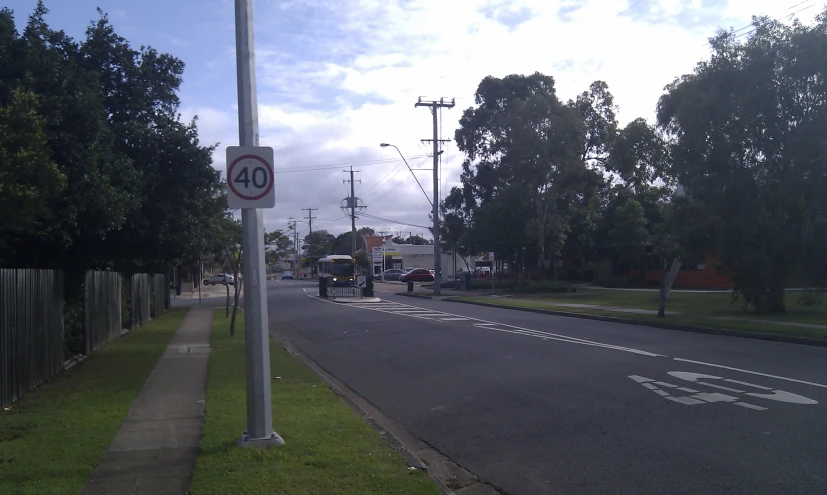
left=353, top=249, right=371, bottom=271
left=657, top=10, right=827, bottom=312
left=265, top=230, right=292, bottom=265
left=304, top=230, right=334, bottom=257
left=0, top=88, right=66, bottom=258
left=609, top=198, right=650, bottom=264
left=392, top=234, right=431, bottom=245
left=208, top=216, right=243, bottom=333
left=455, top=72, right=585, bottom=277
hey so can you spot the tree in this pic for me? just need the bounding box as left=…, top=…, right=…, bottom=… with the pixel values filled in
left=653, top=196, right=724, bottom=317
left=357, top=227, right=375, bottom=237
left=609, top=198, right=650, bottom=264
left=657, top=9, right=827, bottom=312
left=607, top=118, right=671, bottom=192
left=304, top=230, right=334, bottom=257
left=210, top=216, right=243, bottom=334
left=454, top=73, right=586, bottom=278
left=0, top=4, right=223, bottom=277
left=392, top=234, right=431, bottom=245
left=264, top=229, right=292, bottom=265
left=353, top=249, right=371, bottom=271
left=0, top=88, right=66, bottom=258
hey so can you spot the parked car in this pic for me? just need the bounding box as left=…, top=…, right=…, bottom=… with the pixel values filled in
left=203, top=273, right=235, bottom=285
left=281, top=270, right=294, bottom=280
left=400, top=268, right=435, bottom=283
left=378, top=269, right=405, bottom=281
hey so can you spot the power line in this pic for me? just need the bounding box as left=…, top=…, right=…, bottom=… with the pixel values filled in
left=361, top=212, right=430, bottom=230
left=702, top=1, right=817, bottom=46
left=273, top=155, right=428, bottom=174
left=617, top=0, right=646, bottom=17
left=364, top=156, right=431, bottom=204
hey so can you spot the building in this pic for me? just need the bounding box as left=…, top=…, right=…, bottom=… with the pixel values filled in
left=365, top=236, right=465, bottom=280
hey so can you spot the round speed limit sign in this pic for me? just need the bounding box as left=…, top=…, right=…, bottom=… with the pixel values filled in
left=226, top=146, right=276, bottom=208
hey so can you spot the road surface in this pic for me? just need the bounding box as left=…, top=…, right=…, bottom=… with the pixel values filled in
left=267, top=279, right=827, bottom=495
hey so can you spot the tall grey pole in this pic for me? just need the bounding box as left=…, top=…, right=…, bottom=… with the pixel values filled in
left=415, top=98, right=454, bottom=295
left=430, top=108, right=442, bottom=295
left=234, top=0, right=283, bottom=448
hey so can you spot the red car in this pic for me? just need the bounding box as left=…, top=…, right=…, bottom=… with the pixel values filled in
left=400, top=268, right=435, bottom=283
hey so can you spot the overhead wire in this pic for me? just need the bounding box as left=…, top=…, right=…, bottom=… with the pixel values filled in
left=702, top=1, right=817, bottom=46
left=365, top=157, right=431, bottom=205
left=360, top=212, right=430, bottom=230
left=273, top=155, right=428, bottom=174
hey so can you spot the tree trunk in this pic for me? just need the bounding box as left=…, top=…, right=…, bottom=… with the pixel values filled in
left=658, top=257, right=682, bottom=318
left=766, top=283, right=786, bottom=313
left=225, top=283, right=230, bottom=318
left=230, top=284, right=241, bottom=336
left=657, top=259, right=667, bottom=318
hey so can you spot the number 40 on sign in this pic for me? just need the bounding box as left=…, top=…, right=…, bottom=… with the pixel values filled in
left=226, top=146, right=276, bottom=209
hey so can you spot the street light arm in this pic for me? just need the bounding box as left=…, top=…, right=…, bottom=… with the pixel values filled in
left=381, top=143, right=433, bottom=207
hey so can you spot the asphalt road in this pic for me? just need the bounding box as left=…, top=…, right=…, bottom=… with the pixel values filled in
left=267, top=280, right=827, bottom=495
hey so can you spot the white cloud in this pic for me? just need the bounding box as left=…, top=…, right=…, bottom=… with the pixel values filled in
left=185, top=0, right=823, bottom=238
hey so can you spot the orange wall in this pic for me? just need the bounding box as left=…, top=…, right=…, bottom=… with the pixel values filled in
left=636, top=254, right=732, bottom=288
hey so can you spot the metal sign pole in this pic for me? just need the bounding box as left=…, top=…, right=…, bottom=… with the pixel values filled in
left=234, top=0, right=283, bottom=448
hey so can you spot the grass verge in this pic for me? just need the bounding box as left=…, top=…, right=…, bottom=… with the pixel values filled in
left=501, top=289, right=826, bottom=324
left=452, top=296, right=827, bottom=340
left=0, top=308, right=187, bottom=495
left=189, top=311, right=441, bottom=495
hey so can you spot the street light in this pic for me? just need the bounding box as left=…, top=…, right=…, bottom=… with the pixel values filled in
left=379, top=143, right=432, bottom=206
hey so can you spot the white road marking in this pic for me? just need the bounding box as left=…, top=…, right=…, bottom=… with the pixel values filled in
left=324, top=297, right=665, bottom=357
left=632, top=372, right=819, bottom=410
left=690, top=392, right=737, bottom=403
left=673, top=358, right=827, bottom=390
left=667, top=396, right=706, bottom=405
left=304, top=294, right=824, bottom=390
left=654, top=381, right=679, bottom=388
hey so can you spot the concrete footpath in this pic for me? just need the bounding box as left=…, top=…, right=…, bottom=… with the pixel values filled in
left=81, top=307, right=213, bottom=495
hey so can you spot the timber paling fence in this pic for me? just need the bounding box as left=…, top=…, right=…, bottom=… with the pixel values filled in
left=1, top=269, right=169, bottom=409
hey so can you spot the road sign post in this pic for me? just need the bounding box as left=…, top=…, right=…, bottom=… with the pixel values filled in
left=231, top=0, right=283, bottom=449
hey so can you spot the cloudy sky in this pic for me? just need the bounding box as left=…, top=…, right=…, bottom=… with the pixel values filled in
left=6, top=0, right=822, bottom=239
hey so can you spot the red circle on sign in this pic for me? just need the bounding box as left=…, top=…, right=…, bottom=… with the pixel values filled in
left=227, top=154, right=275, bottom=201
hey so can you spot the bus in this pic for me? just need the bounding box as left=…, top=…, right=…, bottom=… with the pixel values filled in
left=318, top=255, right=356, bottom=286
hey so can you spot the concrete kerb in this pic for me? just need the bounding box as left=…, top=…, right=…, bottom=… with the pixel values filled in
left=445, top=298, right=827, bottom=348
left=269, top=328, right=502, bottom=495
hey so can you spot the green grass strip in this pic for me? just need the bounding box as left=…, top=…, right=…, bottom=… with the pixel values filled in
left=455, top=296, right=827, bottom=339
left=0, top=308, right=187, bottom=495
left=189, top=311, right=441, bottom=495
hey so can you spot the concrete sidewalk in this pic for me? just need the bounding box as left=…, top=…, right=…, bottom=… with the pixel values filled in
left=81, top=308, right=214, bottom=495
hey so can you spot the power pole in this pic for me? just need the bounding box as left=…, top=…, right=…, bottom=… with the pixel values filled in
left=377, top=229, right=388, bottom=275
left=288, top=219, right=298, bottom=271
left=302, top=208, right=317, bottom=235
left=343, top=167, right=364, bottom=255
left=233, top=0, right=282, bottom=447
left=416, top=96, right=454, bottom=295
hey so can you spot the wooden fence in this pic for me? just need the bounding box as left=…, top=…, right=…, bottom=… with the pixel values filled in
left=1, top=269, right=169, bottom=409
left=0, top=269, right=65, bottom=409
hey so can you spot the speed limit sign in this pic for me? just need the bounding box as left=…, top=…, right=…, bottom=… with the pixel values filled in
left=226, top=146, right=276, bottom=209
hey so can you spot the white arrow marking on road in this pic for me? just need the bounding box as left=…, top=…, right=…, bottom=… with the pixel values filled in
left=668, top=371, right=818, bottom=405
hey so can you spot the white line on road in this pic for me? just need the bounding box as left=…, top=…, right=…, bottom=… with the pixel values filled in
left=305, top=294, right=826, bottom=390
left=673, top=358, right=827, bottom=390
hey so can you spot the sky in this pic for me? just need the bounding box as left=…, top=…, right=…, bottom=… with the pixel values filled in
left=4, top=0, right=823, bottom=240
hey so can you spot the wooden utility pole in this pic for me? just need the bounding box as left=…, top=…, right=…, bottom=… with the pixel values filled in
left=416, top=96, right=454, bottom=294
left=343, top=167, right=364, bottom=255
left=302, top=208, right=317, bottom=235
